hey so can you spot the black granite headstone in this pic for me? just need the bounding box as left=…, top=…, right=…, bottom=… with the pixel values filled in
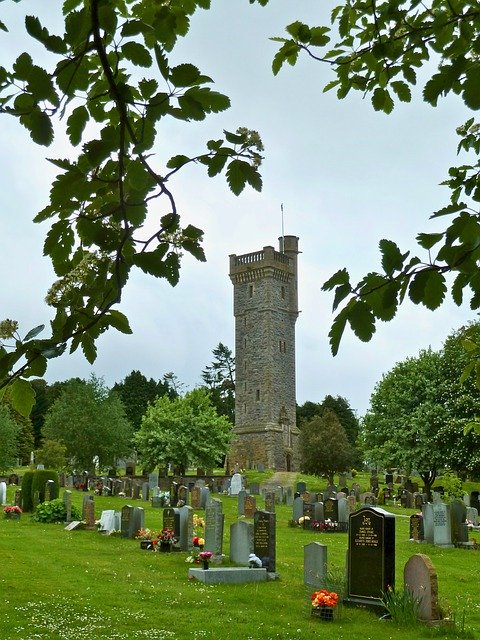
left=254, top=510, right=276, bottom=573
left=346, top=507, right=395, bottom=609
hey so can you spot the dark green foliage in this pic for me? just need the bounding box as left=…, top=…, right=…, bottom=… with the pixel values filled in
left=35, top=440, right=67, bottom=471
left=297, top=395, right=359, bottom=446
left=30, top=379, right=49, bottom=448
left=265, top=1, right=480, bottom=354
left=20, top=471, right=35, bottom=512
left=32, top=498, right=80, bottom=523
left=112, top=370, right=172, bottom=431
left=31, top=469, right=59, bottom=504
left=0, top=2, right=264, bottom=411
left=201, top=343, right=235, bottom=423
left=300, top=409, right=356, bottom=484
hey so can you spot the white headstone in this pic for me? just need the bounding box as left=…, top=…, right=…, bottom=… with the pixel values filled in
left=229, top=473, right=243, bottom=496
left=432, top=502, right=453, bottom=547
left=0, top=481, right=6, bottom=505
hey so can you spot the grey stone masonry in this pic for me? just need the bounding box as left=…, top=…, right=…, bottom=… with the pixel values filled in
left=229, top=236, right=300, bottom=471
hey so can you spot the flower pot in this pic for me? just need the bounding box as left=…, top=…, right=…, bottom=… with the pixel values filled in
left=312, top=606, right=334, bottom=621
left=140, top=540, right=152, bottom=550
left=159, top=541, right=172, bottom=553
left=202, top=560, right=209, bottom=570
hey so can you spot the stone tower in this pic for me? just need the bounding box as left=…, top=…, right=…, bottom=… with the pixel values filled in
left=229, top=236, right=300, bottom=471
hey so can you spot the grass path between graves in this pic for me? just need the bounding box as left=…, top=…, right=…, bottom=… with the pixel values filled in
left=1, top=479, right=479, bottom=640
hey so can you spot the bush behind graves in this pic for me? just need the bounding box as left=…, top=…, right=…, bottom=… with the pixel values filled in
left=20, top=470, right=34, bottom=512
left=31, top=469, right=59, bottom=503
left=32, top=498, right=80, bottom=523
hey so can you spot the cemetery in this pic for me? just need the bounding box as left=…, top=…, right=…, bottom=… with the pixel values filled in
left=1, top=469, right=480, bottom=639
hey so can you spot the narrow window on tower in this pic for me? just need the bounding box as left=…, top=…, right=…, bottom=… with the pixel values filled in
left=281, top=286, right=285, bottom=299
left=249, top=284, right=253, bottom=298
left=244, top=360, right=247, bottom=370
left=256, top=389, right=260, bottom=401
left=244, top=337, right=247, bottom=348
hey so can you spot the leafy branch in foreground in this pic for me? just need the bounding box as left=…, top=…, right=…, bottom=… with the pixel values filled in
left=265, top=0, right=480, bottom=353
left=0, top=0, right=264, bottom=413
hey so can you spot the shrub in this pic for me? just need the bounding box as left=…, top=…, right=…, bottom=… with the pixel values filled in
left=381, top=587, right=421, bottom=626
left=21, top=471, right=35, bottom=512
left=31, top=470, right=59, bottom=504
left=32, top=498, right=81, bottom=523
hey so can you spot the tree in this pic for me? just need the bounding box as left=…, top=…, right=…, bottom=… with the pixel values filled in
left=30, top=379, right=49, bottom=448
left=135, top=387, right=231, bottom=473
left=362, top=349, right=447, bottom=496
left=42, top=375, right=133, bottom=472
left=267, top=1, right=480, bottom=354
left=113, top=370, right=172, bottom=431
left=201, top=343, right=235, bottom=423
left=300, top=409, right=356, bottom=484
left=0, top=1, right=265, bottom=416
left=35, top=439, right=68, bottom=470
left=297, top=395, right=359, bottom=446
left=0, top=403, right=20, bottom=472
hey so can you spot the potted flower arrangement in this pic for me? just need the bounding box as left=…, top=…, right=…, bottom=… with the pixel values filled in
left=135, top=528, right=156, bottom=550
left=199, top=550, right=213, bottom=570
left=4, top=505, right=22, bottom=520
left=158, top=527, right=177, bottom=552
left=311, top=589, right=339, bottom=621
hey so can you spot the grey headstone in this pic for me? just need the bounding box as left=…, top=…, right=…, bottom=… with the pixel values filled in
left=466, top=506, right=478, bottom=526
left=293, top=496, right=303, bottom=522
left=141, top=482, right=149, bottom=502
left=205, top=498, right=224, bottom=559
left=304, top=542, right=327, bottom=588
left=148, top=473, right=158, bottom=489
left=338, top=497, right=349, bottom=524
left=432, top=502, right=453, bottom=547
left=313, top=502, right=324, bottom=523
left=450, top=499, right=468, bottom=544
left=179, top=505, right=193, bottom=551
left=238, top=489, right=246, bottom=516
left=422, top=503, right=434, bottom=543
left=63, top=490, right=72, bottom=523
left=191, top=486, right=202, bottom=509
left=0, top=482, right=7, bottom=505
left=265, top=491, right=275, bottom=513
left=200, top=487, right=210, bottom=509
left=296, top=482, right=306, bottom=494
left=230, top=473, right=243, bottom=496
left=230, top=520, right=254, bottom=564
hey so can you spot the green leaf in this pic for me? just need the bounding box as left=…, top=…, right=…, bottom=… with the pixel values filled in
left=166, top=155, right=190, bottom=169
left=13, top=52, right=33, bottom=81
left=416, top=232, right=443, bottom=250
left=24, top=354, right=48, bottom=378
left=170, top=63, right=200, bottom=87
left=226, top=160, right=262, bottom=195
left=409, top=269, right=447, bottom=309
left=462, top=64, right=480, bottom=110
left=322, top=268, right=350, bottom=291
left=23, top=109, right=54, bottom=146
left=391, top=80, right=412, bottom=103
left=107, top=310, right=133, bottom=335
left=328, top=308, right=348, bottom=356
left=347, top=300, right=376, bottom=342
left=371, top=87, right=394, bottom=113
left=24, top=324, right=45, bottom=341
left=153, top=44, right=170, bottom=81
left=121, top=41, right=152, bottom=68
left=80, top=333, right=97, bottom=364
left=66, top=106, right=89, bottom=146
left=379, top=239, right=405, bottom=276
left=9, top=378, right=35, bottom=418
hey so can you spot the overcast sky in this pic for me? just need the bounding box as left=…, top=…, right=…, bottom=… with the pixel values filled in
left=0, top=1, right=475, bottom=417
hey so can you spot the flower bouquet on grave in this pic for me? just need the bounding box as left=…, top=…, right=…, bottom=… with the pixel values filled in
left=4, top=505, right=22, bottom=519
left=157, top=527, right=177, bottom=552
left=298, top=516, right=311, bottom=529
left=319, top=519, right=339, bottom=533
left=311, top=589, right=339, bottom=621
left=199, top=550, right=213, bottom=570
left=135, top=528, right=156, bottom=550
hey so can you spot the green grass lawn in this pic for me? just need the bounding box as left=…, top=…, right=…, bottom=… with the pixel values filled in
left=1, top=478, right=479, bottom=640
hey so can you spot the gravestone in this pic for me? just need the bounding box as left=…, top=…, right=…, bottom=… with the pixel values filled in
left=274, top=486, right=284, bottom=504
left=204, top=498, right=224, bottom=559
left=84, top=496, right=96, bottom=529
left=432, top=501, right=453, bottom=547
left=249, top=483, right=260, bottom=495
left=14, top=489, right=22, bottom=509
left=324, top=498, right=339, bottom=522
left=121, top=505, right=144, bottom=538
left=0, top=481, right=7, bottom=505
left=141, top=483, right=149, bottom=502
left=82, top=494, right=93, bottom=519
left=45, top=480, right=57, bottom=502
left=338, top=497, right=349, bottom=528
left=313, top=501, right=324, bottom=523
left=302, top=502, right=314, bottom=524
left=200, top=487, right=210, bottom=508
left=98, top=509, right=121, bottom=534
left=304, top=542, right=327, bottom=588
left=385, top=473, right=394, bottom=485
left=132, top=482, right=141, bottom=500
left=191, top=486, right=202, bottom=509
left=470, top=491, right=480, bottom=512
left=450, top=499, right=469, bottom=545
left=338, top=473, right=347, bottom=487
left=296, top=481, right=306, bottom=494
left=361, top=491, right=376, bottom=506
left=178, top=485, right=188, bottom=506
left=162, top=507, right=181, bottom=544
left=230, top=520, right=254, bottom=564
left=254, top=510, right=276, bottom=573
left=293, top=496, right=304, bottom=522
left=302, top=491, right=313, bottom=504
left=285, top=487, right=293, bottom=506
left=466, top=506, right=478, bottom=526
left=230, top=473, right=243, bottom=496
left=409, top=513, right=424, bottom=542
left=347, top=495, right=357, bottom=513
left=179, top=505, right=193, bottom=551
left=265, top=492, right=275, bottom=513
left=422, top=503, right=434, bottom=544
left=404, top=554, right=440, bottom=621
left=346, top=507, right=395, bottom=609
left=63, top=490, right=72, bottom=523
left=400, top=489, right=413, bottom=509
left=244, top=495, right=257, bottom=518
left=148, top=472, right=158, bottom=490
left=238, top=489, right=246, bottom=516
